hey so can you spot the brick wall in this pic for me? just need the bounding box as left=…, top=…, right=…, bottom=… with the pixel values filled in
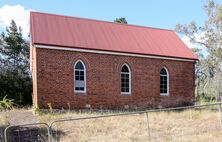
left=33, top=48, right=195, bottom=109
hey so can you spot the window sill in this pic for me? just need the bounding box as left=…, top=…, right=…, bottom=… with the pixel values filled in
left=121, top=92, right=131, bottom=95
left=74, top=91, right=86, bottom=95
left=160, top=93, right=169, bottom=96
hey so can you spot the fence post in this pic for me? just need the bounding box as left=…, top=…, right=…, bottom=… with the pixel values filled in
left=48, top=126, right=51, bottom=142
left=219, top=103, right=222, bottom=128
left=145, top=112, right=151, bottom=141
left=49, top=126, right=52, bottom=142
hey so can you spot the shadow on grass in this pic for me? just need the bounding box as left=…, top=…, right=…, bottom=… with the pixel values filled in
left=50, top=128, right=66, bottom=142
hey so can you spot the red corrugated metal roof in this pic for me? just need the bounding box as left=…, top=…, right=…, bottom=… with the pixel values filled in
left=30, top=12, right=198, bottom=60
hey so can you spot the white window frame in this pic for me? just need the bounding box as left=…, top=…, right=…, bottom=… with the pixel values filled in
left=121, top=64, right=131, bottom=95
left=74, top=60, right=86, bottom=93
left=160, top=67, right=169, bottom=96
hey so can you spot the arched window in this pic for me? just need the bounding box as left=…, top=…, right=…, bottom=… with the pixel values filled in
left=121, top=64, right=131, bottom=94
left=74, top=60, right=86, bottom=93
left=160, top=67, right=169, bottom=95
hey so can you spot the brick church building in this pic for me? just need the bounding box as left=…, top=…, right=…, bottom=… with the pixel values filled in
left=30, top=12, right=198, bottom=109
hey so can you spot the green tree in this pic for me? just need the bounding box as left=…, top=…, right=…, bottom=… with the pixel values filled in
left=0, top=20, right=32, bottom=105
left=0, top=37, right=3, bottom=69
left=1, top=20, right=29, bottom=74
left=175, top=0, right=222, bottom=102
left=114, top=17, right=128, bottom=24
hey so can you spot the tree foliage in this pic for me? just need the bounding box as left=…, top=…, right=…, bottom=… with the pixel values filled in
left=114, top=17, right=128, bottom=24
left=175, top=0, right=222, bottom=102
left=0, top=20, right=32, bottom=105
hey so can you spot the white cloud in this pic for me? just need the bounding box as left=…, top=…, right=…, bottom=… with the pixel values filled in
left=181, top=32, right=209, bottom=57
left=0, top=5, right=35, bottom=38
left=182, top=36, right=196, bottom=48
left=181, top=32, right=205, bottom=49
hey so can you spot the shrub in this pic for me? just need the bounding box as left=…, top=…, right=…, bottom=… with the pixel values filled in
left=47, top=103, right=53, bottom=113
left=0, top=95, right=14, bottom=110
left=32, top=106, right=42, bottom=116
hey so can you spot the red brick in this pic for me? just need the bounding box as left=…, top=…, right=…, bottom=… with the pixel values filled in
left=32, top=48, right=195, bottom=109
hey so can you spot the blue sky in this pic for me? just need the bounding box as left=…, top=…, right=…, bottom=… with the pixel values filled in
left=0, top=0, right=213, bottom=29
left=0, top=0, right=221, bottom=47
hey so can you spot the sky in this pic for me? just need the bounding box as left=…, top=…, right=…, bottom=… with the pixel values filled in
left=0, top=0, right=221, bottom=48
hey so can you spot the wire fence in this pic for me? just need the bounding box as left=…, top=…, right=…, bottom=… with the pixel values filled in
left=3, top=102, right=222, bottom=142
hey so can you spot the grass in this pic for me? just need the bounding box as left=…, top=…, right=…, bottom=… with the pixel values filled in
left=0, top=112, right=9, bottom=126
left=35, top=108, right=222, bottom=142
left=1, top=106, right=222, bottom=142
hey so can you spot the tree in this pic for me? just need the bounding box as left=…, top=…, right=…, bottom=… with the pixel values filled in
left=1, top=20, right=30, bottom=74
left=114, top=17, right=128, bottom=24
left=0, top=20, right=32, bottom=105
left=0, top=37, right=3, bottom=70
left=175, top=0, right=222, bottom=102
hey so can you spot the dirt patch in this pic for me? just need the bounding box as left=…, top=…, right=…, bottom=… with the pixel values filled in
left=8, top=110, right=38, bottom=125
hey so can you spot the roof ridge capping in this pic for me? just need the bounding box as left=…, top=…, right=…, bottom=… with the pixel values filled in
left=30, top=11, right=174, bottom=32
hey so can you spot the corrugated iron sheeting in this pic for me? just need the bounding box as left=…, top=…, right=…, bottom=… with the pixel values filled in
left=30, top=12, right=198, bottom=60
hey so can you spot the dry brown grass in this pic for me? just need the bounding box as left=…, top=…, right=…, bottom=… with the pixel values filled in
left=0, top=111, right=9, bottom=142
left=0, top=112, right=8, bottom=126
left=36, top=108, right=222, bottom=142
